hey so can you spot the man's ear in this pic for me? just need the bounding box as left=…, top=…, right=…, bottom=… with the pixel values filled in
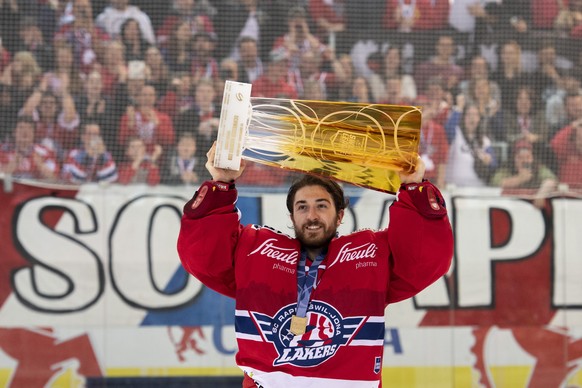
left=336, top=209, right=344, bottom=227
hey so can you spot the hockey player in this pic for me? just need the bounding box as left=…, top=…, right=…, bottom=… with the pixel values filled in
left=177, top=143, right=453, bottom=387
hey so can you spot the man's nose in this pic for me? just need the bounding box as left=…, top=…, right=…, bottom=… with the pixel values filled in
left=307, top=207, right=319, bottom=221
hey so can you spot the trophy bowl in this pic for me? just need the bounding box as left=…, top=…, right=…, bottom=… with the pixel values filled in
left=215, top=81, right=421, bottom=194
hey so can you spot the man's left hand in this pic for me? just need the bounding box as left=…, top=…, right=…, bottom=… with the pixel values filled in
left=399, top=156, right=426, bottom=185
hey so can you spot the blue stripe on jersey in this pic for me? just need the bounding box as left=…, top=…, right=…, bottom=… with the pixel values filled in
left=352, top=321, right=385, bottom=341
left=235, top=315, right=260, bottom=335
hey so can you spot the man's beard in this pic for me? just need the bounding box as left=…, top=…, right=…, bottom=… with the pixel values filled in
left=294, top=218, right=338, bottom=250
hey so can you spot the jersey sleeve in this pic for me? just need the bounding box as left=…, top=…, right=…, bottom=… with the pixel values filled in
left=177, top=180, right=242, bottom=298
left=386, top=181, right=453, bottom=304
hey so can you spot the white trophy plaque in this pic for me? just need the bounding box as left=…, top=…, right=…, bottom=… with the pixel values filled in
left=214, top=80, right=253, bottom=170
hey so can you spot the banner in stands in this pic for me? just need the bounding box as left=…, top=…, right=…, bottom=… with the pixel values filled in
left=0, top=181, right=582, bottom=388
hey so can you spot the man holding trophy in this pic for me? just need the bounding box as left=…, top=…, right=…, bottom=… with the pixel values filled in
left=177, top=81, right=453, bottom=387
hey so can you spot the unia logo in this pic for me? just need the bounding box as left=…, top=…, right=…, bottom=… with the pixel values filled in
left=251, top=301, right=365, bottom=367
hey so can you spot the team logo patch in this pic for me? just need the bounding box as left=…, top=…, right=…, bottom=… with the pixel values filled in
left=252, top=301, right=365, bottom=367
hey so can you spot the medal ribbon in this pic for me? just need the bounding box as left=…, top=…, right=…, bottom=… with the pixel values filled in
left=296, top=250, right=326, bottom=318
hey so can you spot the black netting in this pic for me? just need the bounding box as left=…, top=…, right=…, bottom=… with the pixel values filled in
left=0, top=0, right=580, bottom=194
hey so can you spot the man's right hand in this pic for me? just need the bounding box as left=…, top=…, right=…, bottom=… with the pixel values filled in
left=205, top=142, right=246, bottom=182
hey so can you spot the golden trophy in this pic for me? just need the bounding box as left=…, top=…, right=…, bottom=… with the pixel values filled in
left=214, top=81, right=421, bottom=193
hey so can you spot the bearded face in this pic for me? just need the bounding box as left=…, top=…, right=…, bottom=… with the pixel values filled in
left=290, top=185, right=343, bottom=251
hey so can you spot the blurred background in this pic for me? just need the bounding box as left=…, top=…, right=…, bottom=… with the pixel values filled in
left=1, top=0, right=582, bottom=387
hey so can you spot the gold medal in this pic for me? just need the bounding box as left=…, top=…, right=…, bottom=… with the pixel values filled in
left=290, top=315, right=308, bottom=335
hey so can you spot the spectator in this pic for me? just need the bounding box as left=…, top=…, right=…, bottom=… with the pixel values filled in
left=334, top=53, right=355, bottom=101
left=360, top=45, right=417, bottom=101
left=445, top=103, right=497, bottom=187
left=379, top=75, right=411, bottom=105
left=531, top=40, right=567, bottom=102
left=20, top=75, right=80, bottom=159
left=382, top=46, right=417, bottom=102
left=99, top=40, right=128, bottom=98
left=357, top=50, right=383, bottom=102
left=471, top=1, right=530, bottom=49
left=156, top=0, right=214, bottom=49
left=15, top=16, right=53, bottom=72
left=458, top=55, right=501, bottom=109
left=55, top=0, right=110, bottom=75
left=213, top=0, right=268, bottom=61
left=144, top=46, right=170, bottom=96
left=118, top=84, right=175, bottom=158
left=251, top=48, right=297, bottom=99
left=384, top=0, right=449, bottom=32
left=545, top=71, right=582, bottom=132
left=43, top=41, right=84, bottom=97
left=1, top=51, right=42, bottom=110
left=550, top=95, right=582, bottom=187
left=190, top=31, right=219, bottom=84
left=347, top=76, right=373, bottom=103
left=467, top=78, right=504, bottom=141
left=491, top=139, right=557, bottom=208
left=176, top=78, right=219, bottom=154
left=161, top=132, right=208, bottom=185
left=0, top=116, right=59, bottom=181
left=492, top=40, right=529, bottom=111
left=163, top=21, right=193, bottom=73
left=120, top=18, right=149, bottom=62
left=416, top=76, right=451, bottom=126
left=75, top=70, right=115, bottom=153
left=554, top=90, right=582, bottom=137
left=235, top=36, right=264, bottom=84
left=308, top=0, right=346, bottom=50
left=61, top=122, right=118, bottom=184
left=117, top=136, right=161, bottom=185
left=302, top=78, right=325, bottom=100
left=96, top=0, right=156, bottom=45
left=288, top=48, right=345, bottom=100
left=272, top=6, right=326, bottom=71
left=413, top=34, right=464, bottom=95
left=555, top=0, right=582, bottom=38
left=502, top=85, right=552, bottom=148
left=109, top=59, right=148, bottom=143
left=158, top=72, right=194, bottom=121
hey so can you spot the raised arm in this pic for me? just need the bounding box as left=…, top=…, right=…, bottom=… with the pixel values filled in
left=176, top=143, right=247, bottom=298
left=386, top=158, right=454, bottom=303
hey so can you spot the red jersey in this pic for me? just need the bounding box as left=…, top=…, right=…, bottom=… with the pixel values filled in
left=384, top=0, right=450, bottom=31
left=178, top=180, right=453, bottom=387
left=251, top=75, right=298, bottom=99
left=118, top=109, right=176, bottom=154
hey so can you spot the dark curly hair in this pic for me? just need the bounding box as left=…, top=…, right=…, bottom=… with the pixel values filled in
left=286, top=175, right=348, bottom=214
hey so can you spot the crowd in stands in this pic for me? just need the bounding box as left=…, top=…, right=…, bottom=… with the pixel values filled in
left=0, top=0, right=581, bottom=195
